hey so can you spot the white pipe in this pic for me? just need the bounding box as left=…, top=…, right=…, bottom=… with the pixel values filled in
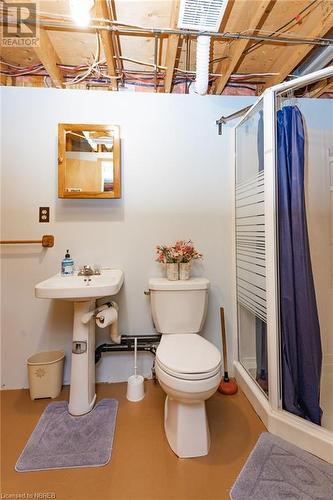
left=192, top=36, right=211, bottom=96
left=108, top=301, right=120, bottom=344
left=110, top=319, right=120, bottom=343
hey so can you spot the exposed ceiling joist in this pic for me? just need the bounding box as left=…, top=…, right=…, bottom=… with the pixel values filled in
left=1, top=75, right=9, bottom=86
left=94, top=0, right=118, bottom=90
left=1, top=0, right=332, bottom=95
left=262, top=1, right=333, bottom=90
left=33, top=28, right=64, bottom=88
left=164, top=0, right=181, bottom=93
left=306, top=75, right=333, bottom=97
left=212, top=0, right=272, bottom=95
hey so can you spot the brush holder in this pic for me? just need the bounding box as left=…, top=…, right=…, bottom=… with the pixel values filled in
left=126, top=374, right=145, bottom=402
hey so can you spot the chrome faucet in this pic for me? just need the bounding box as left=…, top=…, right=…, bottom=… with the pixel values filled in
left=78, top=265, right=101, bottom=276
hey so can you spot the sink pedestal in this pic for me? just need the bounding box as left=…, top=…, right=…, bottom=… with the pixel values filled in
left=35, top=269, right=124, bottom=416
left=69, top=301, right=96, bottom=416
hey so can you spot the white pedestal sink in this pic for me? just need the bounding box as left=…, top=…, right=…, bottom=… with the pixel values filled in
left=35, top=269, right=124, bottom=416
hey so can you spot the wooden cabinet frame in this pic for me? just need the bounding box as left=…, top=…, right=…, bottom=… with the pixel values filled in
left=58, top=123, right=121, bottom=199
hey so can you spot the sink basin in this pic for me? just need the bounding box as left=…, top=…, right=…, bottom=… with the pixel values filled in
left=35, top=269, right=124, bottom=301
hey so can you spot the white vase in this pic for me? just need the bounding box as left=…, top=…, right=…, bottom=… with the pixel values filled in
left=179, top=262, right=191, bottom=280
left=166, top=263, right=179, bottom=281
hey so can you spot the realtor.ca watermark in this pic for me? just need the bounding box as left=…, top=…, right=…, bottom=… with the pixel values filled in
left=0, top=493, right=56, bottom=499
left=1, top=2, right=40, bottom=47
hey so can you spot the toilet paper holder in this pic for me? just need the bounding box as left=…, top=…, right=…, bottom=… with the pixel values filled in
left=81, top=302, right=115, bottom=324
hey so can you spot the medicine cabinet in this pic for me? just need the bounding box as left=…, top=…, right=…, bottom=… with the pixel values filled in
left=58, top=123, right=121, bottom=199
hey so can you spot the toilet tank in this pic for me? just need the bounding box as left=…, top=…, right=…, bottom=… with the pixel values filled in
left=148, top=278, right=209, bottom=334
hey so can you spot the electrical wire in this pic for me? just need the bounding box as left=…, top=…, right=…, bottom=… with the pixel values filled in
left=243, top=0, right=320, bottom=56
left=44, top=75, right=51, bottom=88
left=1, top=61, right=42, bottom=70
left=211, top=0, right=327, bottom=67
left=117, top=56, right=166, bottom=70
left=1, top=61, right=43, bottom=71
left=0, top=58, right=264, bottom=79
left=222, top=83, right=257, bottom=93
left=0, top=65, right=45, bottom=77
left=0, top=56, right=279, bottom=89
left=0, top=62, right=259, bottom=92
left=1, top=56, right=277, bottom=80
left=64, top=31, right=101, bottom=86
left=77, top=76, right=256, bottom=94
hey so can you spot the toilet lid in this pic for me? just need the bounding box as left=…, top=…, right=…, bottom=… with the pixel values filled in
left=156, top=334, right=221, bottom=375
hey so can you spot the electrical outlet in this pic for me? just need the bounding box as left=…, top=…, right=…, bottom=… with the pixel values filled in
left=39, top=207, right=50, bottom=223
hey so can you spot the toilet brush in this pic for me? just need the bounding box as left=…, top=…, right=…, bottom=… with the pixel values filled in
left=134, top=337, right=138, bottom=377
left=218, top=307, right=238, bottom=395
left=126, top=337, right=145, bottom=402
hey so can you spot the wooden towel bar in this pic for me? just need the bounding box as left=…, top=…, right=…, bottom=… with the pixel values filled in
left=0, top=235, right=54, bottom=248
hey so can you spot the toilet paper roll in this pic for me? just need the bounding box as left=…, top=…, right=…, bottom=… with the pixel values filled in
left=81, top=304, right=109, bottom=325
left=95, top=306, right=118, bottom=329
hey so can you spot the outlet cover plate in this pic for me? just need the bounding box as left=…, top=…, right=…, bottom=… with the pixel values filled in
left=39, top=207, right=50, bottom=223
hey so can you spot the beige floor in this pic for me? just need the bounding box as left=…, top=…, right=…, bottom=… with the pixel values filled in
left=1, top=381, right=266, bottom=500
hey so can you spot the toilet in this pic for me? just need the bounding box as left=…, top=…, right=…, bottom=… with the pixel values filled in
left=148, top=277, right=222, bottom=458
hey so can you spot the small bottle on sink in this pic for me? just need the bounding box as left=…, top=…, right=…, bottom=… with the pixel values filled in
left=61, top=249, right=74, bottom=276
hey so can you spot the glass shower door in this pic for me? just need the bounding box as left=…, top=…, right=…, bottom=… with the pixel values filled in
left=235, top=100, right=268, bottom=396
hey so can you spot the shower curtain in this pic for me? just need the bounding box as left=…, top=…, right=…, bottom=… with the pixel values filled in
left=277, top=105, right=322, bottom=425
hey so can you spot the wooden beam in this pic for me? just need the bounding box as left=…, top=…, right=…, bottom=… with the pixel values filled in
left=164, top=1, right=181, bottom=93
left=306, top=76, right=333, bottom=97
left=94, top=0, right=118, bottom=91
left=1, top=75, right=9, bottom=86
left=212, top=0, right=272, bottom=95
left=262, top=2, right=333, bottom=90
left=33, top=28, right=63, bottom=88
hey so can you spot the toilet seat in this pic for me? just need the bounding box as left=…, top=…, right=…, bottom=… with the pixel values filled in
left=156, top=333, right=221, bottom=381
left=156, top=358, right=221, bottom=380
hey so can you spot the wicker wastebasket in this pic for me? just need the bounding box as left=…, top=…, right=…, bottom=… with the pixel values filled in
left=27, top=350, right=65, bottom=400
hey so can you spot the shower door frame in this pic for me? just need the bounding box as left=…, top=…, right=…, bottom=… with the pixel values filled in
left=232, top=66, right=333, bottom=464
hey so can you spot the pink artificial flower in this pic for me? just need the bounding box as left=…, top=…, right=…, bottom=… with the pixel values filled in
left=155, top=240, right=202, bottom=264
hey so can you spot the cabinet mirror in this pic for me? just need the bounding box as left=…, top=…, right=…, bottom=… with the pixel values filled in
left=58, top=124, right=120, bottom=199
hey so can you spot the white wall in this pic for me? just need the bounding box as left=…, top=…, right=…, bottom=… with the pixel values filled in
left=0, top=86, right=254, bottom=389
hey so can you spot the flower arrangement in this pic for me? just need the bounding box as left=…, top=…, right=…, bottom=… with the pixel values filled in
left=155, top=240, right=202, bottom=264
left=155, top=244, right=181, bottom=264
left=174, top=240, right=203, bottom=263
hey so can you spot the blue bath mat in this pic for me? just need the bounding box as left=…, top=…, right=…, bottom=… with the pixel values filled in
left=230, top=432, right=333, bottom=499
left=15, top=399, right=118, bottom=471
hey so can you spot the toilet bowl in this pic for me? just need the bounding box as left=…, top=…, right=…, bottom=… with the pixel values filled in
left=149, top=278, right=222, bottom=458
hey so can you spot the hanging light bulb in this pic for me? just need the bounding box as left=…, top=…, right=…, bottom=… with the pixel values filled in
left=70, top=0, right=94, bottom=27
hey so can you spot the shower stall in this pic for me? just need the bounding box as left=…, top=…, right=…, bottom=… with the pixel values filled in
left=232, top=67, right=333, bottom=464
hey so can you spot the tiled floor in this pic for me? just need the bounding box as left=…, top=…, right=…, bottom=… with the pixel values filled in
left=1, top=381, right=266, bottom=500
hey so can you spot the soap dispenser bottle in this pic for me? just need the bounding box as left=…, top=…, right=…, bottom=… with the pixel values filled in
left=61, top=249, right=74, bottom=276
